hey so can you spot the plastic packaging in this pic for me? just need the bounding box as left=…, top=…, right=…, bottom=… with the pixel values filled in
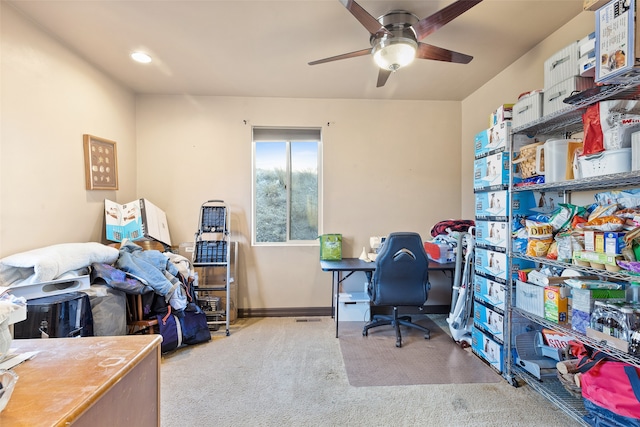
left=590, top=301, right=608, bottom=332
left=0, top=369, right=18, bottom=413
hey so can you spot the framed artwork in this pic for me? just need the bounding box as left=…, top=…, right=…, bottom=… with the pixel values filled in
left=83, top=134, right=119, bottom=190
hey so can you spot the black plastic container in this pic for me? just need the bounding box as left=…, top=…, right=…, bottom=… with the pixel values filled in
left=14, top=291, right=94, bottom=339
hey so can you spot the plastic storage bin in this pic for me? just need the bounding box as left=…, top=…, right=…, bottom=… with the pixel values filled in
left=515, top=280, right=545, bottom=318
left=513, top=91, right=543, bottom=129
left=13, top=291, right=93, bottom=339
left=543, top=76, right=595, bottom=117
left=577, top=148, right=631, bottom=178
left=544, top=41, right=580, bottom=89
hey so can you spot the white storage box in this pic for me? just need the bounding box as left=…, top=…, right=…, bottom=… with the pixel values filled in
left=336, top=292, right=370, bottom=322
left=577, top=148, right=632, bottom=178
left=544, top=41, right=580, bottom=89
left=632, top=131, right=640, bottom=171
left=513, top=91, right=543, bottom=129
left=515, top=280, right=545, bottom=318
left=579, top=32, right=596, bottom=57
left=543, top=76, right=595, bottom=117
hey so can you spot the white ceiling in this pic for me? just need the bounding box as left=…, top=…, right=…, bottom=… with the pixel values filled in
left=8, top=0, right=586, bottom=101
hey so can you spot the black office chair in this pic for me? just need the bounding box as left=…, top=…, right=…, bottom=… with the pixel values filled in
left=363, top=232, right=431, bottom=348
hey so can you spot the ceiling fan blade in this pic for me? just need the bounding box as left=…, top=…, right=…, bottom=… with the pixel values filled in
left=412, top=0, right=483, bottom=41
left=417, top=43, right=473, bottom=64
left=308, top=48, right=371, bottom=66
left=376, top=69, right=392, bottom=87
left=340, top=0, right=392, bottom=36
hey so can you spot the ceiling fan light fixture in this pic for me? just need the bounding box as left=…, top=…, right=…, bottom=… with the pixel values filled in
left=131, top=51, right=152, bottom=64
left=372, top=37, right=417, bottom=71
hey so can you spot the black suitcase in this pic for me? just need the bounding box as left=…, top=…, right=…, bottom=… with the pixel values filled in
left=14, top=291, right=94, bottom=339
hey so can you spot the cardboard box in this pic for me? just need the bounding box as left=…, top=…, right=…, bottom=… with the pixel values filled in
left=475, top=248, right=508, bottom=283
left=474, top=300, right=504, bottom=343
left=105, top=198, right=172, bottom=246
left=586, top=326, right=630, bottom=352
left=475, top=189, right=536, bottom=221
left=541, top=328, right=574, bottom=349
left=595, top=232, right=605, bottom=253
left=573, top=250, right=623, bottom=268
left=595, top=0, right=640, bottom=84
left=474, top=274, right=506, bottom=313
left=475, top=220, right=508, bottom=252
left=473, top=152, right=519, bottom=191
left=490, top=104, right=513, bottom=127
left=474, top=122, right=511, bottom=159
left=604, top=231, right=626, bottom=254
left=584, top=230, right=595, bottom=252
left=472, top=326, right=503, bottom=373
left=544, top=286, right=568, bottom=323
left=571, top=287, right=626, bottom=312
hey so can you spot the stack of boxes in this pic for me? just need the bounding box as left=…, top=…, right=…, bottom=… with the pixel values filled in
left=542, top=39, right=595, bottom=118
left=471, top=107, right=537, bottom=373
left=512, top=32, right=596, bottom=129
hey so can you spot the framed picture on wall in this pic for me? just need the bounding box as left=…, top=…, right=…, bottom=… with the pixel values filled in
left=83, top=134, right=119, bottom=190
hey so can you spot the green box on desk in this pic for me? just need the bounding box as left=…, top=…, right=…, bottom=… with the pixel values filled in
left=319, top=234, right=342, bottom=260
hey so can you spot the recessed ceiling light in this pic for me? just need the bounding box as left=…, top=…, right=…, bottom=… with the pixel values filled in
left=131, top=51, right=152, bottom=64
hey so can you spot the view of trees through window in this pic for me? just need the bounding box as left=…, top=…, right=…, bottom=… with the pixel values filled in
left=253, top=130, right=320, bottom=244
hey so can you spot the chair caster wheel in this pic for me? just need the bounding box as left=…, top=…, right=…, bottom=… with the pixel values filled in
left=396, top=340, right=402, bottom=348
left=363, top=330, right=368, bottom=337
left=424, top=333, right=430, bottom=340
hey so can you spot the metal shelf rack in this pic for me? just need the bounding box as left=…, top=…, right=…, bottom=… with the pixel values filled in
left=192, top=200, right=237, bottom=336
left=505, top=75, right=640, bottom=424
left=511, top=365, right=589, bottom=426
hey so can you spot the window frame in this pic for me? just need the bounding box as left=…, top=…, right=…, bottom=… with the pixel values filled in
left=251, top=127, right=323, bottom=247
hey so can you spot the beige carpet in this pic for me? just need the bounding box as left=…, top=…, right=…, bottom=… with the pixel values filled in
left=339, top=317, right=501, bottom=387
left=160, top=317, right=582, bottom=427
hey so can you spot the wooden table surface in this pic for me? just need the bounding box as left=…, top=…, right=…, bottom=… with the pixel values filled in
left=0, top=334, right=162, bottom=426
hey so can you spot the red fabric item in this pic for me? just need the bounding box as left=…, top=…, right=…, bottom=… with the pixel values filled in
left=581, top=361, right=640, bottom=420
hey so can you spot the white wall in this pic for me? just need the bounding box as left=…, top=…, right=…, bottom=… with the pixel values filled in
left=1, top=0, right=597, bottom=312
left=1, top=3, right=137, bottom=255
left=136, top=96, right=462, bottom=309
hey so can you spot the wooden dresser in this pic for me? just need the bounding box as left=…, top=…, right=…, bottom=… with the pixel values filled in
left=0, top=334, right=161, bottom=426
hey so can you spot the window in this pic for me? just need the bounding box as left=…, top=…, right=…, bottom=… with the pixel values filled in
left=252, top=127, right=322, bottom=245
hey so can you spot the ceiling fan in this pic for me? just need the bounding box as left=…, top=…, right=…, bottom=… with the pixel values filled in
left=309, top=0, right=483, bottom=87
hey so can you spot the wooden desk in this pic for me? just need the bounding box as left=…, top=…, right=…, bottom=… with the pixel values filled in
left=320, top=258, right=456, bottom=337
left=0, top=334, right=162, bottom=426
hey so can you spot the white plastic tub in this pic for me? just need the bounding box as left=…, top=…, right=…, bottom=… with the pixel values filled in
left=577, top=148, right=631, bottom=178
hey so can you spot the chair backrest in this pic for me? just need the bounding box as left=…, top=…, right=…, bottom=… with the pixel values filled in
left=370, top=232, right=429, bottom=307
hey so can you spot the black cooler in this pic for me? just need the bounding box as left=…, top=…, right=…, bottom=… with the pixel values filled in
left=14, top=291, right=94, bottom=339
